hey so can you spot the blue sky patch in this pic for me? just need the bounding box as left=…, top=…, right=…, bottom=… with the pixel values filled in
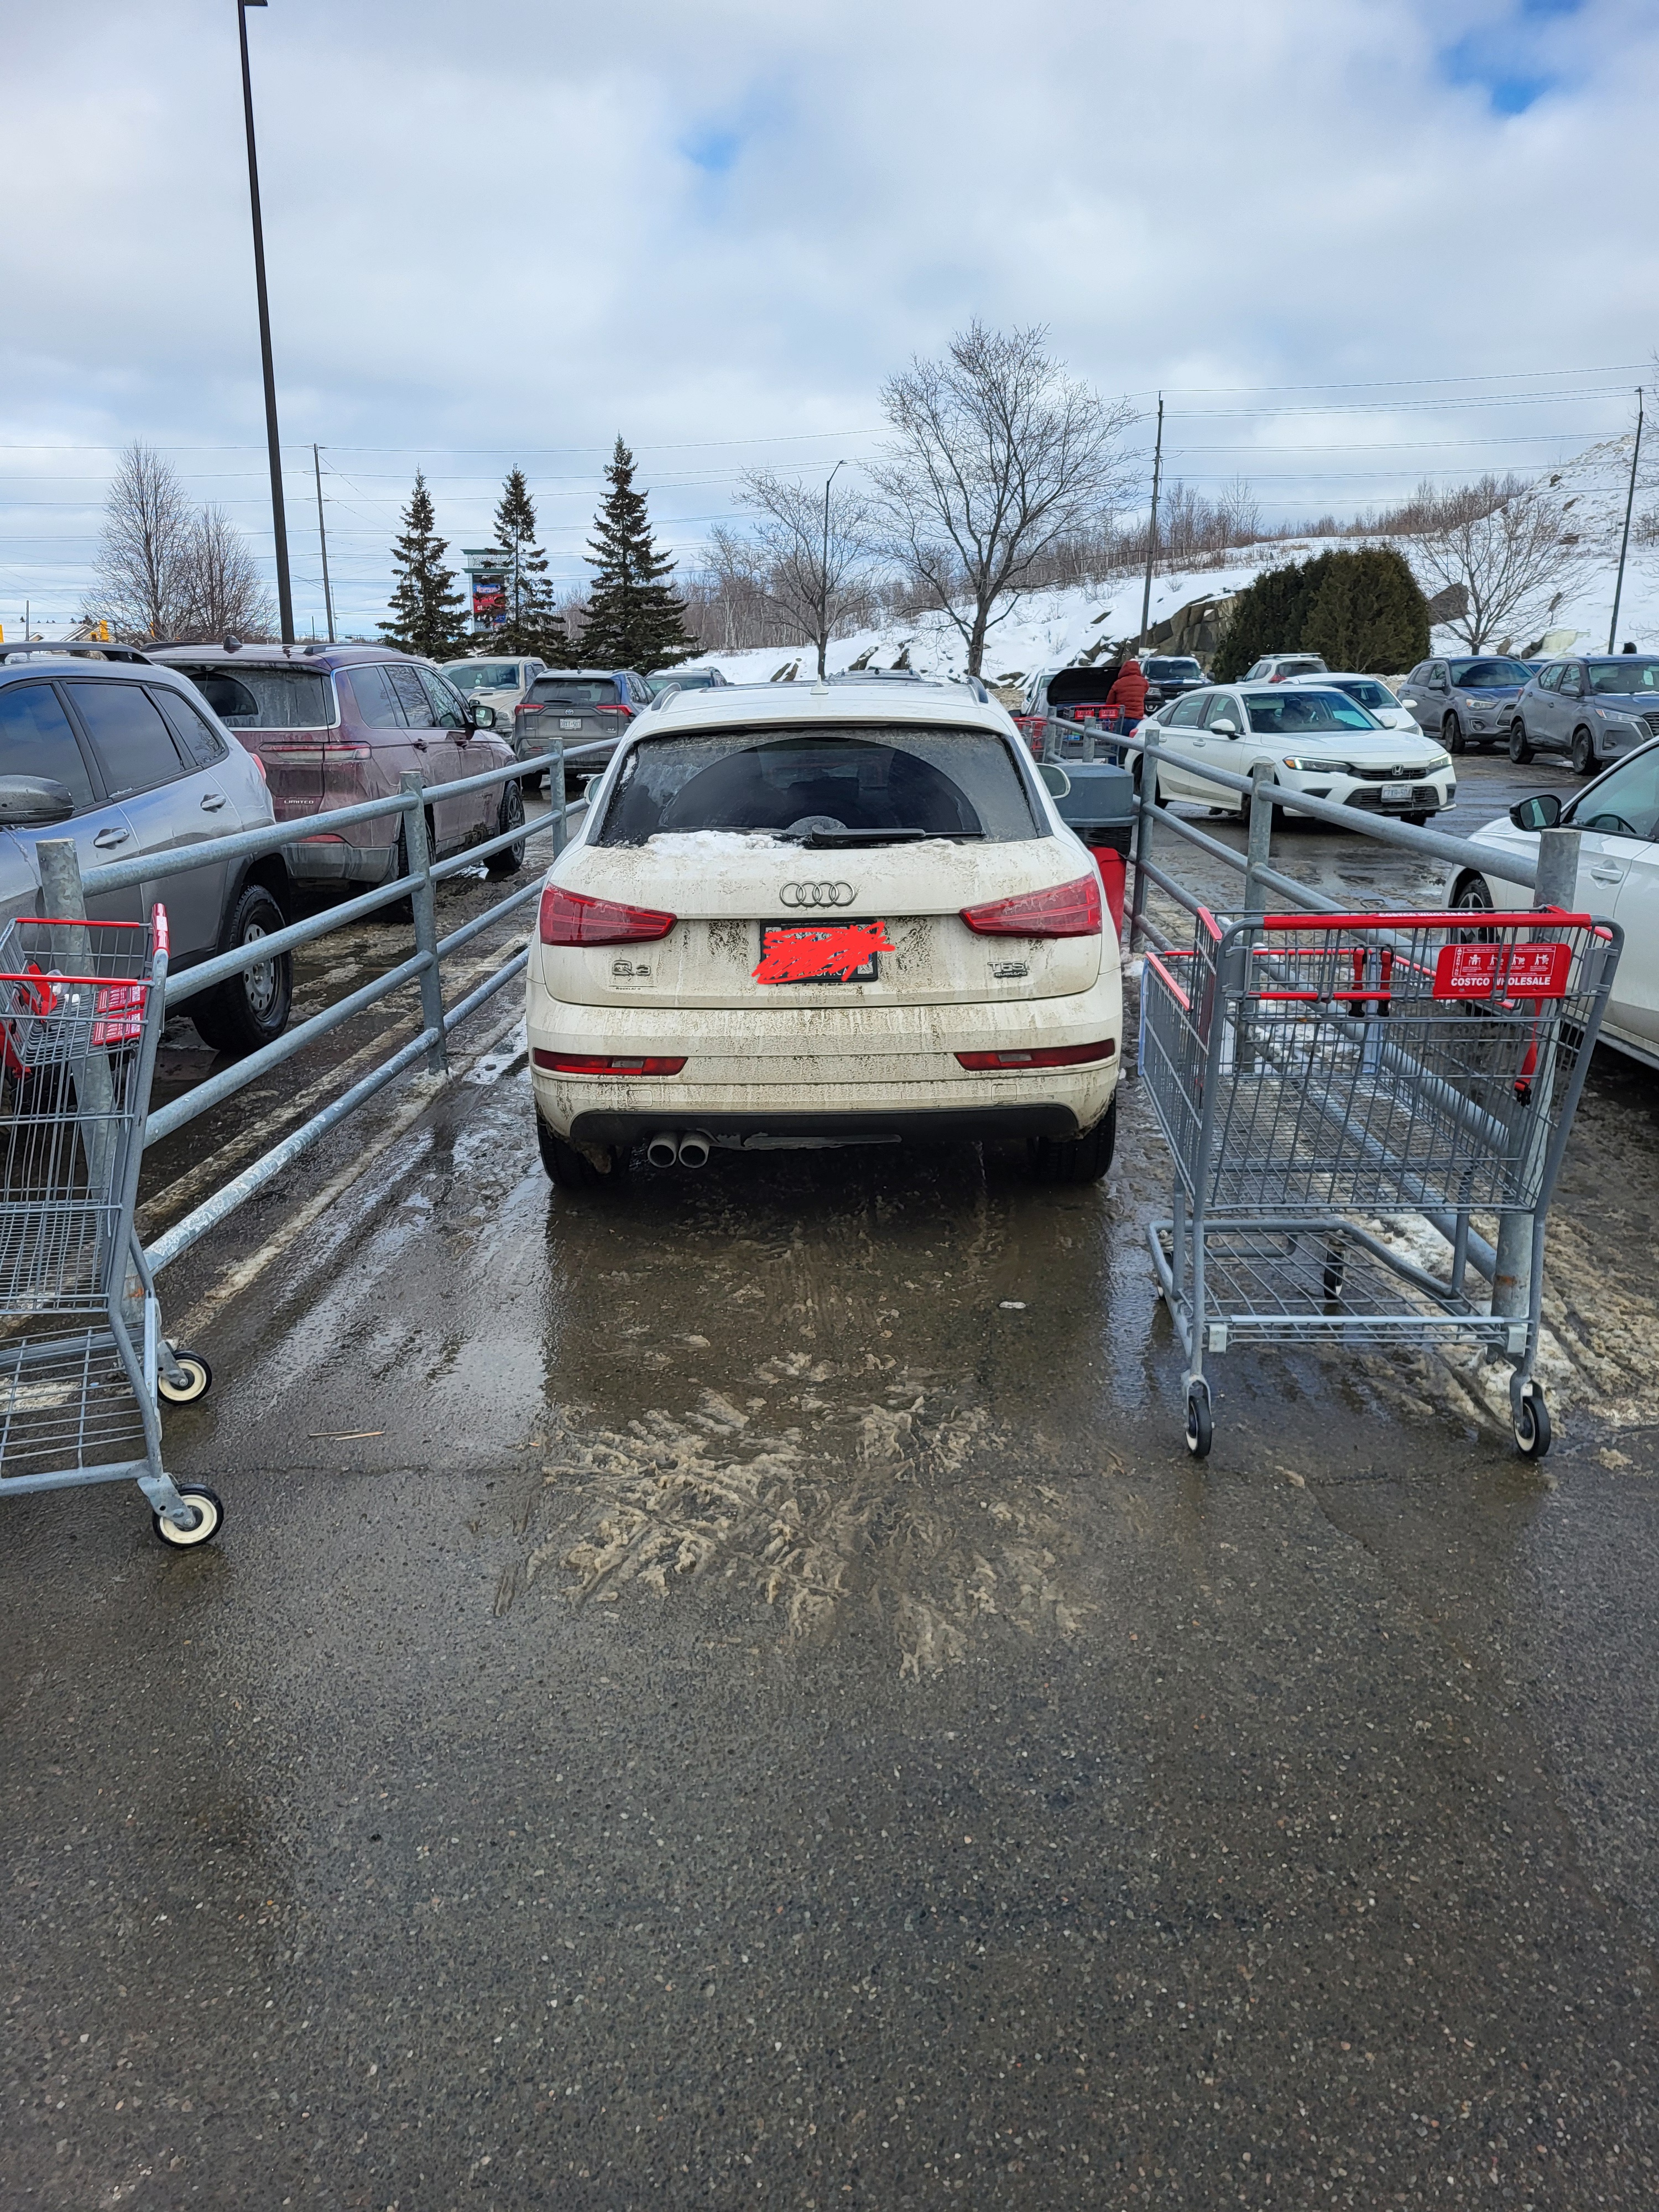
left=683, top=127, right=742, bottom=176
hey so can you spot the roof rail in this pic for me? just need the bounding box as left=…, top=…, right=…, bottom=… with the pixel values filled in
left=1, top=639, right=152, bottom=664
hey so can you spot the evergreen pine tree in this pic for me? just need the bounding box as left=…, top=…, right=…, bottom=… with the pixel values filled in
left=489, top=467, right=571, bottom=662
left=1214, top=546, right=1431, bottom=679
left=580, top=437, right=696, bottom=671
left=379, top=472, right=467, bottom=660
left=1302, top=546, right=1429, bottom=672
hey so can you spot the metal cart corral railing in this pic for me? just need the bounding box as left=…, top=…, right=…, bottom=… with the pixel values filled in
left=48, top=740, right=608, bottom=1275
left=1140, top=904, right=1622, bottom=1458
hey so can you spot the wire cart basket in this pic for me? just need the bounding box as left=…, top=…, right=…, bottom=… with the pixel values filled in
left=0, top=907, right=222, bottom=1546
left=1140, top=905, right=1623, bottom=1459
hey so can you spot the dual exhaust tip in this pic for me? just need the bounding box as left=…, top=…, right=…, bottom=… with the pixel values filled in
left=646, top=1130, right=711, bottom=1169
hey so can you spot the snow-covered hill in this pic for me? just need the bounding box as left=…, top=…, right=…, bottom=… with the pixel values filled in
left=691, top=508, right=1658, bottom=690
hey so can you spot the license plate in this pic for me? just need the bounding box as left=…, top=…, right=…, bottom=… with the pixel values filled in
left=1381, top=782, right=1414, bottom=805
left=560, top=717, right=583, bottom=731
left=755, top=922, right=889, bottom=985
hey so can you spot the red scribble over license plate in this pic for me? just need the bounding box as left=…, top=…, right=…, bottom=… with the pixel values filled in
left=1433, top=940, right=1571, bottom=1000
left=755, top=921, right=893, bottom=985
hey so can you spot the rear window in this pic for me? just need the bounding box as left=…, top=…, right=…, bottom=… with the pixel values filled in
left=596, top=726, right=1041, bottom=846
left=174, top=664, right=336, bottom=731
left=646, top=670, right=719, bottom=694
left=530, top=676, right=618, bottom=707
left=1243, top=691, right=1379, bottom=734
left=445, top=663, right=519, bottom=693
left=1145, top=659, right=1202, bottom=681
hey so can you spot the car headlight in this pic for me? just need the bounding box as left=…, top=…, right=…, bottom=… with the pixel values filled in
left=1424, top=752, right=1452, bottom=770
left=1280, top=757, right=1352, bottom=773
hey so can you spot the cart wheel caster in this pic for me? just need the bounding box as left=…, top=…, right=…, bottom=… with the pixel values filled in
left=1514, top=1384, right=1552, bottom=1460
left=152, top=1484, right=224, bottom=1548
left=1322, top=1248, right=1345, bottom=1301
left=1185, top=1385, right=1212, bottom=1459
left=158, top=1349, right=212, bottom=1405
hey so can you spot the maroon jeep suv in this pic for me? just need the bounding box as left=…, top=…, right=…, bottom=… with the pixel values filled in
left=150, top=644, right=526, bottom=888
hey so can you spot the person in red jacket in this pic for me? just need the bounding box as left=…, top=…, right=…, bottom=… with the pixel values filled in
left=1106, top=655, right=1149, bottom=724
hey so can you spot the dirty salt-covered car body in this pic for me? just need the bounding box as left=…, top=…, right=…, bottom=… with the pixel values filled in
left=524, top=679, right=1122, bottom=1188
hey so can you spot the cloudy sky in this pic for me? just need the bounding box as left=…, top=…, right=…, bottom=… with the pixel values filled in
left=3, top=0, right=1655, bottom=635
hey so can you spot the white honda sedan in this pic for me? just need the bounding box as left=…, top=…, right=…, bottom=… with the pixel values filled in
left=524, top=679, right=1122, bottom=1187
left=1145, top=682, right=1455, bottom=825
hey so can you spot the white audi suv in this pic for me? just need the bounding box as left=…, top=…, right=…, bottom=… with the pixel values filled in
left=524, top=679, right=1122, bottom=1187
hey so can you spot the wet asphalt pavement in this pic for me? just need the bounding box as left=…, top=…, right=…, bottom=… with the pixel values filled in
left=5, top=748, right=1659, bottom=2210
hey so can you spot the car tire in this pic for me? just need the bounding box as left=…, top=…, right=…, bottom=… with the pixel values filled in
left=1402, top=811, right=1431, bottom=826
left=1442, top=712, right=1465, bottom=755
left=536, top=1113, right=630, bottom=1190
left=1451, top=873, right=1498, bottom=942
left=1029, top=1099, right=1117, bottom=1186
left=1570, top=727, right=1598, bottom=778
left=189, top=884, right=291, bottom=1057
left=1133, top=759, right=1168, bottom=810
left=486, top=777, right=526, bottom=878
left=1508, top=721, right=1533, bottom=765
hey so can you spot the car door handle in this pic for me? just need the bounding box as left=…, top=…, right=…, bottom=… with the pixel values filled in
left=200, top=791, right=227, bottom=811
left=411, top=737, right=429, bottom=750
left=93, top=826, right=129, bottom=848
left=1589, top=865, right=1624, bottom=883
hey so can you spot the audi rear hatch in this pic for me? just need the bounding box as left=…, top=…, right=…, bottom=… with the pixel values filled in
left=537, top=721, right=1104, bottom=1009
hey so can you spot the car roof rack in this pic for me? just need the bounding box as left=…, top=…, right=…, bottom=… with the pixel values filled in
left=2, top=639, right=152, bottom=664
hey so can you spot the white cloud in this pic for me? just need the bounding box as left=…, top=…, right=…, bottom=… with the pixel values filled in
left=3, top=0, right=1656, bottom=631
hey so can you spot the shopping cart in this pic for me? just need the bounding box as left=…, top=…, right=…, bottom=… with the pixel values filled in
left=1139, top=905, right=1623, bottom=1459
left=0, top=907, right=222, bottom=1546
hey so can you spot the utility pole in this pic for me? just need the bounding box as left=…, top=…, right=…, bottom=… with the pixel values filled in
left=1608, top=387, right=1644, bottom=654
left=1138, top=395, right=1165, bottom=648
left=237, top=0, right=294, bottom=644
left=312, top=442, right=336, bottom=643
left=819, top=460, right=847, bottom=679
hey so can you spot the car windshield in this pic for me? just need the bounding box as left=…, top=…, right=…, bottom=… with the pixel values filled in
left=596, top=727, right=1041, bottom=846
left=1145, top=659, right=1202, bottom=681
left=1449, top=658, right=1530, bottom=688
left=445, top=663, right=518, bottom=693
left=1243, top=691, right=1380, bottom=734
left=1587, top=659, right=1659, bottom=695
left=530, top=677, right=617, bottom=706
left=174, top=664, right=335, bottom=730
left=1329, top=679, right=1397, bottom=709
left=646, top=670, right=720, bottom=695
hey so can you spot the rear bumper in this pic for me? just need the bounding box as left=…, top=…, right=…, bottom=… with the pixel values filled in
left=568, top=1103, right=1093, bottom=1145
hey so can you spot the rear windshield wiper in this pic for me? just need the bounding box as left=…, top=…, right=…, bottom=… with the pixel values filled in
left=796, top=826, right=985, bottom=848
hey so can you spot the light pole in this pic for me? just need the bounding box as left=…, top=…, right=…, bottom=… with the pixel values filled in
left=1608, top=387, right=1644, bottom=654
left=820, top=460, right=847, bottom=679
left=237, top=0, right=294, bottom=644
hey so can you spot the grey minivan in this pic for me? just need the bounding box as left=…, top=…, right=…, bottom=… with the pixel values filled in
left=0, top=643, right=290, bottom=1052
left=1507, top=654, right=1659, bottom=776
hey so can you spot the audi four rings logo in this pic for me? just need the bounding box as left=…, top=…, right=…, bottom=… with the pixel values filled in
left=779, top=880, right=855, bottom=908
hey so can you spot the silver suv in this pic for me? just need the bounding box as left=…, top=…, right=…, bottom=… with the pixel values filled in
left=0, top=643, right=290, bottom=1053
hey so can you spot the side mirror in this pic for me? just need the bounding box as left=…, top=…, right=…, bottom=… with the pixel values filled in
left=0, top=776, right=75, bottom=827
left=1510, top=792, right=1562, bottom=832
left=1038, top=763, right=1072, bottom=799
left=1209, top=718, right=1238, bottom=737
left=471, top=703, right=497, bottom=729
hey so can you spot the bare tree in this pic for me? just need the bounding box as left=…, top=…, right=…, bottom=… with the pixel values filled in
left=1406, top=473, right=1584, bottom=649
left=733, top=469, right=875, bottom=676
left=87, top=441, right=195, bottom=639
left=179, top=505, right=274, bottom=640
left=868, top=323, right=1134, bottom=676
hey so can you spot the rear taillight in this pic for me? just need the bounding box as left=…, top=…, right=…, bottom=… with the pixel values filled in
left=532, top=1050, right=686, bottom=1076
left=517, top=702, right=544, bottom=716
left=960, top=875, right=1103, bottom=938
left=252, top=753, right=267, bottom=784
left=595, top=702, right=634, bottom=718
left=955, top=1040, right=1115, bottom=1070
left=538, top=884, right=676, bottom=947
